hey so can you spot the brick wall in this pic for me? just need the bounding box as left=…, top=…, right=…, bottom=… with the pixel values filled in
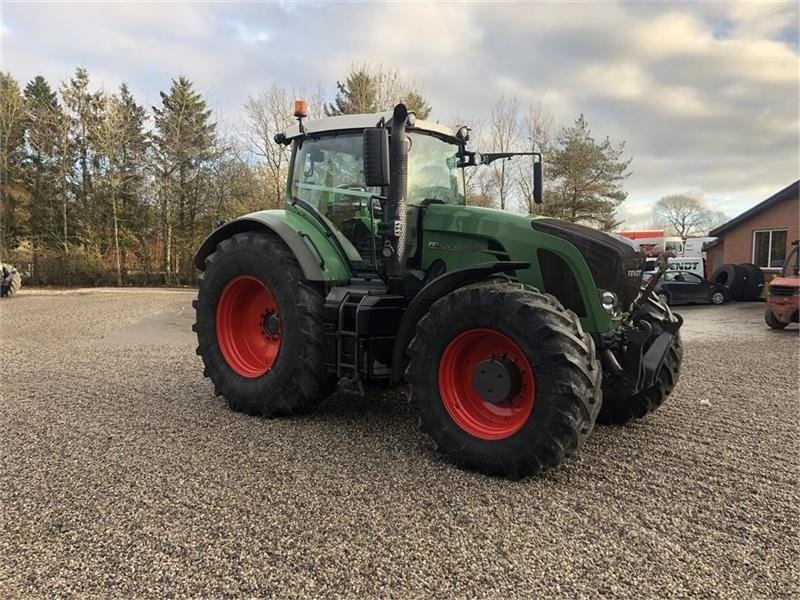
left=706, top=240, right=725, bottom=279
left=718, top=195, right=799, bottom=276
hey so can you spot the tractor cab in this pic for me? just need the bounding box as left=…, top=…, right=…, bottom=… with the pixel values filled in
left=280, top=111, right=467, bottom=273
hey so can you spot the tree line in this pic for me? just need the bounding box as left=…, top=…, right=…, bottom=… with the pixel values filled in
left=0, top=62, right=637, bottom=286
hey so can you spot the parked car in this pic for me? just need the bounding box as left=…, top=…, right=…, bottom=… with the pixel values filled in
left=765, top=241, right=799, bottom=329
left=650, top=270, right=726, bottom=306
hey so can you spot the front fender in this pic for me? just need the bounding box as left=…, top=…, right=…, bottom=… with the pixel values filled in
left=390, top=261, right=530, bottom=383
left=194, top=210, right=350, bottom=283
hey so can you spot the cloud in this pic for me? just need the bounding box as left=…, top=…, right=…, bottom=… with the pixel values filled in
left=2, top=1, right=798, bottom=223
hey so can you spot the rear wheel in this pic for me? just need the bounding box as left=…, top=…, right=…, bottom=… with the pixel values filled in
left=710, top=290, right=725, bottom=305
left=407, top=281, right=601, bottom=478
left=657, top=291, right=670, bottom=305
left=193, top=231, right=332, bottom=416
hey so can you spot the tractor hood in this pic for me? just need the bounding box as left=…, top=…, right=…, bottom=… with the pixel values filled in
left=420, top=204, right=644, bottom=332
left=530, top=217, right=645, bottom=310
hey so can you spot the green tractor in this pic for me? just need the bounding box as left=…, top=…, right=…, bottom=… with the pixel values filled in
left=193, top=103, right=683, bottom=477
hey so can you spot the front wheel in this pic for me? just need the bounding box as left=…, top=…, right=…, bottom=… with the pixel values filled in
left=193, top=231, right=333, bottom=416
left=765, top=309, right=788, bottom=330
left=406, top=281, right=601, bottom=478
left=599, top=295, right=683, bottom=425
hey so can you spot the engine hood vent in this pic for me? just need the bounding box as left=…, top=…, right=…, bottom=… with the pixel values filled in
left=531, top=218, right=644, bottom=309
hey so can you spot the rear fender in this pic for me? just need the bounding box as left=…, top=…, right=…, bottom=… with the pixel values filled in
left=194, top=210, right=350, bottom=283
left=390, top=261, right=530, bottom=383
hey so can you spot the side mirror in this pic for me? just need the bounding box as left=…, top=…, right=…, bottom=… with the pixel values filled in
left=363, top=127, right=390, bottom=188
left=533, top=159, right=543, bottom=204
left=656, top=251, right=675, bottom=271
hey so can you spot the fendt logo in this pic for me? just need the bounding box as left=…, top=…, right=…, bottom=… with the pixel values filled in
left=671, top=260, right=701, bottom=270
left=628, top=269, right=642, bottom=278
left=427, top=241, right=479, bottom=253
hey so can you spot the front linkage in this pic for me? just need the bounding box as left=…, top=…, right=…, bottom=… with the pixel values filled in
left=596, top=255, right=683, bottom=418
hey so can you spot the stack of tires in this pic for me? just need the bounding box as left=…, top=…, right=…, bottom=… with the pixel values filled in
left=711, top=263, right=763, bottom=301
left=0, top=263, right=21, bottom=298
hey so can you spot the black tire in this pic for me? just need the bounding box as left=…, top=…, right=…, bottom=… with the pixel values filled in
left=765, top=309, right=788, bottom=330
left=712, top=264, right=747, bottom=300
left=598, top=295, right=683, bottom=425
left=193, top=231, right=332, bottom=416
left=739, top=263, right=764, bottom=301
left=710, top=289, right=725, bottom=305
left=406, top=281, right=601, bottom=478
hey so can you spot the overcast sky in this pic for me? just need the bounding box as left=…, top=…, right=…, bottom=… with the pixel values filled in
left=2, top=1, right=798, bottom=226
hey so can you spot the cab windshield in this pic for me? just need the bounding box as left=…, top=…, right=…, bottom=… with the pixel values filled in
left=290, top=130, right=465, bottom=267
left=291, top=131, right=465, bottom=210
left=782, top=245, right=799, bottom=277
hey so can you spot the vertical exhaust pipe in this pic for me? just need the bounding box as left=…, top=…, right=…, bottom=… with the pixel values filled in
left=384, top=103, right=412, bottom=294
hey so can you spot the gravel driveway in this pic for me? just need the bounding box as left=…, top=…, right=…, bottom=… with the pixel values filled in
left=1, top=289, right=797, bottom=598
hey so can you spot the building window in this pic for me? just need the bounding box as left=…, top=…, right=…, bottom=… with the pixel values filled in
left=753, top=229, right=788, bottom=268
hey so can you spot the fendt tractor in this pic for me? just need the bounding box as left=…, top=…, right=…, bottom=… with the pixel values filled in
left=193, top=102, right=683, bottom=477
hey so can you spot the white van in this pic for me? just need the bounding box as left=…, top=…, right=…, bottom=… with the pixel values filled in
left=643, top=256, right=705, bottom=279
left=682, top=237, right=716, bottom=258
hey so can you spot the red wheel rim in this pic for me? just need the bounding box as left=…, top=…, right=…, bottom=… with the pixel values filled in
left=438, top=328, right=535, bottom=440
left=216, top=275, right=281, bottom=378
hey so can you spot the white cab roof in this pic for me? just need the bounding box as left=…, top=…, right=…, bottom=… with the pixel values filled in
left=283, top=112, right=457, bottom=141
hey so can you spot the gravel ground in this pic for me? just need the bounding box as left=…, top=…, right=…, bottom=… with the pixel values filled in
left=1, top=289, right=798, bottom=598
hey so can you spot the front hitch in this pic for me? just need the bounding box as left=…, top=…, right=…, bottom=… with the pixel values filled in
left=601, top=252, right=683, bottom=398
left=630, top=251, right=675, bottom=314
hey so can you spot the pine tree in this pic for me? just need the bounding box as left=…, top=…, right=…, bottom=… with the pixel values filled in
left=539, top=114, right=631, bottom=230
left=116, top=84, right=150, bottom=280
left=326, top=64, right=432, bottom=119
left=402, top=90, right=432, bottom=121
left=61, top=67, right=103, bottom=245
left=326, top=67, right=379, bottom=115
left=24, top=76, right=60, bottom=249
left=152, top=76, right=216, bottom=283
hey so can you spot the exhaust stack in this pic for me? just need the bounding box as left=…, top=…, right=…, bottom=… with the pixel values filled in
left=384, top=104, right=412, bottom=294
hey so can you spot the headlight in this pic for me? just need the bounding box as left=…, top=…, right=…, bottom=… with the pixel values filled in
left=600, top=290, right=620, bottom=316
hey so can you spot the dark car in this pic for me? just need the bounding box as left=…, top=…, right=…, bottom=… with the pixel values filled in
left=652, top=270, right=726, bottom=306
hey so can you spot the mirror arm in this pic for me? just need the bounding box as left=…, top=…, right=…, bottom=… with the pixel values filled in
left=481, top=151, right=541, bottom=166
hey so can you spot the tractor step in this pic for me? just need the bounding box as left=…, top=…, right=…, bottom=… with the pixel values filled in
left=323, top=281, right=405, bottom=385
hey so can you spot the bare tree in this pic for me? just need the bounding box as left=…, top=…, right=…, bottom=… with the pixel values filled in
left=92, top=89, right=148, bottom=285
left=487, top=96, right=520, bottom=210
left=244, top=84, right=295, bottom=208
left=516, top=102, right=554, bottom=214
left=698, top=209, right=728, bottom=234
left=0, top=73, right=27, bottom=250
left=654, top=194, right=725, bottom=237
left=451, top=114, right=495, bottom=207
